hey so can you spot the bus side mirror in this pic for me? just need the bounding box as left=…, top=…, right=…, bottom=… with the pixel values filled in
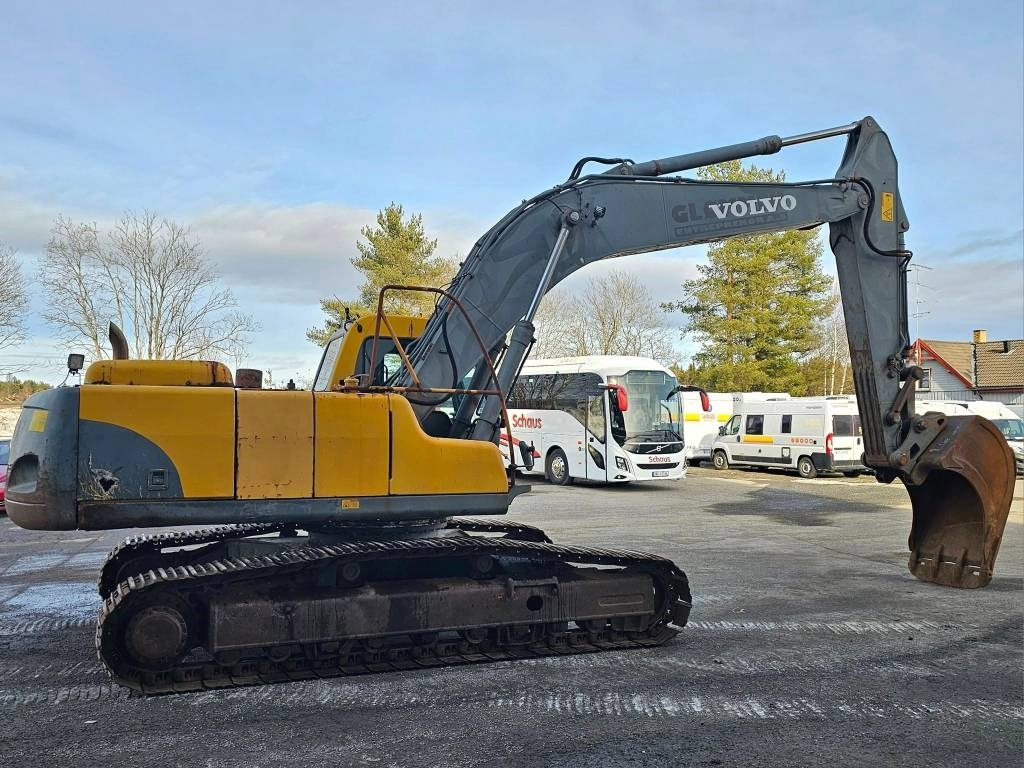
left=519, top=440, right=536, bottom=471
left=614, top=386, right=628, bottom=412
left=718, top=425, right=726, bottom=436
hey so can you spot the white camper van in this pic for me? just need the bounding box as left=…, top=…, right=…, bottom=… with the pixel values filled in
left=679, top=391, right=733, bottom=465
left=917, top=399, right=1024, bottom=475
left=711, top=394, right=867, bottom=478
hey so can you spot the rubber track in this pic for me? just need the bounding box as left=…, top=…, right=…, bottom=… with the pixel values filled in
left=97, top=535, right=691, bottom=695
left=97, top=518, right=552, bottom=599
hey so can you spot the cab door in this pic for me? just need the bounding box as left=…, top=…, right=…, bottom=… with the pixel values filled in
left=719, top=414, right=742, bottom=460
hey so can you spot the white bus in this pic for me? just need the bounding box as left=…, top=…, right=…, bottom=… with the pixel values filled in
left=500, top=356, right=704, bottom=485
left=711, top=393, right=867, bottom=478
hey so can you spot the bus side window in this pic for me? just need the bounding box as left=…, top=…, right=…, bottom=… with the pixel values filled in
left=745, top=414, right=764, bottom=435
left=781, top=415, right=792, bottom=434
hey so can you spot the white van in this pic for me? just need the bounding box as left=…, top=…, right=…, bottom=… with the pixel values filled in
left=678, top=391, right=791, bottom=465
left=678, top=391, right=733, bottom=465
left=711, top=394, right=867, bottom=478
left=917, top=399, right=1024, bottom=475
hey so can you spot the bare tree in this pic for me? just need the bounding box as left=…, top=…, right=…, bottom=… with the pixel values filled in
left=0, top=243, right=29, bottom=371
left=532, top=270, right=675, bottom=363
left=532, top=288, right=579, bottom=358
left=40, top=212, right=259, bottom=361
left=820, top=280, right=852, bottom=395
left=801, top=278, right=852, bottom=395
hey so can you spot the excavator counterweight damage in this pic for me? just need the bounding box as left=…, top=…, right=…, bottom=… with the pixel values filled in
left=904, top=415, right=1014, bottom=588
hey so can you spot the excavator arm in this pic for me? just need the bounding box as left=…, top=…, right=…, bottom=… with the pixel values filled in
left=399, top=116, right=1013, bottom=588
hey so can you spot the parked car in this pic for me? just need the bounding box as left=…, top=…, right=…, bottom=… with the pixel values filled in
left=0, top=437, right=9, bottom=513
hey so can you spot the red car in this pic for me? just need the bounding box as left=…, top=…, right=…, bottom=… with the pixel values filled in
left=0, top=437, right=9, bottom=513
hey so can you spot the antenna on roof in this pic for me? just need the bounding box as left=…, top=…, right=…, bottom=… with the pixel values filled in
left=907, top=263, right=934, bottom=351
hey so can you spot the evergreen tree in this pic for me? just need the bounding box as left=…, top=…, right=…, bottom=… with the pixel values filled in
left=662, top=161, right=833, bottom=392
left=307, top=203, right=456, bottom=346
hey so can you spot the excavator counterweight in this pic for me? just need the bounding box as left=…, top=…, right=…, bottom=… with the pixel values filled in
left=4, top=116, right=1014, bottom=693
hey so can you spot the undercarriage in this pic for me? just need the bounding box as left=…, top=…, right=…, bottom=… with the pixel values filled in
left=96, top=519, right=691, bottom=694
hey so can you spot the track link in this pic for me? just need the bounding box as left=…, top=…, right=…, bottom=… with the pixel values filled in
left=96, top=528, right=690, bottom=694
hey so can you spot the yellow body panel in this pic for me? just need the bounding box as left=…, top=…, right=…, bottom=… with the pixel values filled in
left=80, top=385, right=235, bottom=498
left=84, top=359, right=234, bottom=387
left=389, top=396, right=508, bottom=496
left=237, top=390, right=314, bottom=499
left=742, top=435, right=775, bottom=444
left=313, top=392, right=390, bottom=497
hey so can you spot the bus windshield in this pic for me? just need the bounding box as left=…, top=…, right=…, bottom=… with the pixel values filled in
left=615, top=369, right=681, bottom=442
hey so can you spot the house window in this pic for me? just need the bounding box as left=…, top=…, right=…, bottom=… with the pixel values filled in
left=919, top=367, right=931, bottom=390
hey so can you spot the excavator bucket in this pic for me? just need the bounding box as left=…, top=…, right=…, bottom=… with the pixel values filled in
left=904, top=415, right=1015, bottom=588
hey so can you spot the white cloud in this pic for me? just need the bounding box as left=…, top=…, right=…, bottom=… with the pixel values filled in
left=914, top=256, right=1024, bottom=342
left=190, top=202, right=484, bottom=306
left=1, top=183, right=1019, bottom=383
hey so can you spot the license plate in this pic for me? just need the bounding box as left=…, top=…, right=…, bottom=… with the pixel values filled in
left=652, top=470, right=669, bottom=478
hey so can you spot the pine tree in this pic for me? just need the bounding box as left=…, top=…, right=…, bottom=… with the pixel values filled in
left=662, top=161, right=833, bottom=392
left=307, top=203, right=455, bottom=346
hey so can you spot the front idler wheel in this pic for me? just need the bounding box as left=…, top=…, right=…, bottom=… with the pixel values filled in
left=121, top=593, right=196, bottom=671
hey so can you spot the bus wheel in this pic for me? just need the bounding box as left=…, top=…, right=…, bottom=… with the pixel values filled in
left=797, top=456, right=818, bottom=479
left=545, top=448, right=573, bottom=485
left=712, top=450, right=729, bottom=471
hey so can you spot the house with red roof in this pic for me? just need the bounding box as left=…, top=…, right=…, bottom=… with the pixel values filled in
left=912, top=330, right=1024, bottom=416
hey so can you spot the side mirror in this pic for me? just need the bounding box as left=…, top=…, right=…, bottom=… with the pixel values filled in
left=699, top=390, right=711, bottom=412
left=607, top=384, right=628, bottom=412
left=718, top=425, right=726, bottom=436
left=519, top=440, right=536, bottom=471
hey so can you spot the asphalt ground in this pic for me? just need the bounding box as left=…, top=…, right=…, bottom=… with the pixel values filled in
left=0, top=468, right=1021, bottom=767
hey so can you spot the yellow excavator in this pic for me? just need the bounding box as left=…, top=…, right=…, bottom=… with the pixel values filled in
left=5, top=117, right=1014, bottom=694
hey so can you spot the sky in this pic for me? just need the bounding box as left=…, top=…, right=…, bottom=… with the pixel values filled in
left=2, top=0, right=1022, bottom=384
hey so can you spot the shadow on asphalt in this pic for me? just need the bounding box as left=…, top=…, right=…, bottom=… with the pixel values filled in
left=703, top=485, right=889, bottom=526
